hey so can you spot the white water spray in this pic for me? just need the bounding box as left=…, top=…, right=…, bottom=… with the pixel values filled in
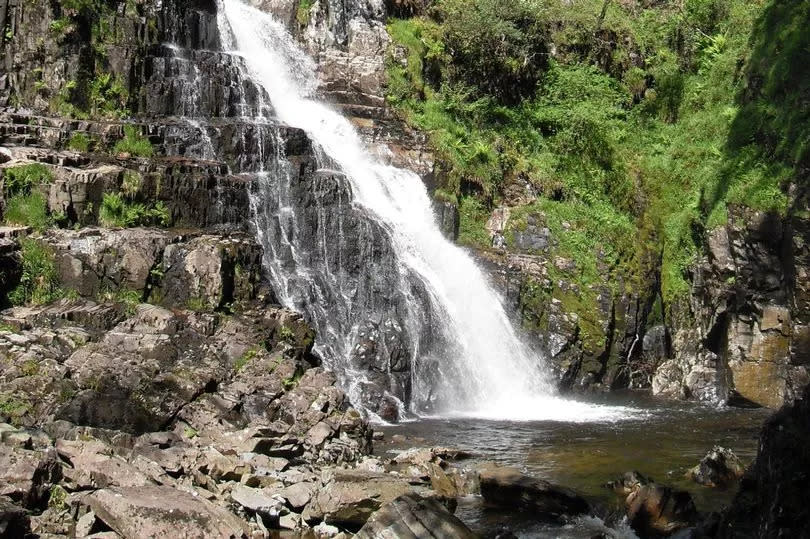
left=219, top=0, right=638, bottom=422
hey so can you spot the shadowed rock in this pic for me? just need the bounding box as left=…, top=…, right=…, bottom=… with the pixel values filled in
left=625, top=484, right=697, bottom=537
left=0, top=496, right=29, bottom=538
left=478, top=466, right=589, bottom=519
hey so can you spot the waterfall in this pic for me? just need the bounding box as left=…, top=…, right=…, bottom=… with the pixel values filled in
left=217, top=0, right=636, bottom=422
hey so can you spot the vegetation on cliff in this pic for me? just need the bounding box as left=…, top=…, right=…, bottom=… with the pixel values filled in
left=385, top=0, right=803, bottom=313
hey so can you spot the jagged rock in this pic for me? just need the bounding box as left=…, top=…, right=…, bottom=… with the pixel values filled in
left=230, top=484, right=285, bottom=520
left=0, top=496, right=29, bottom=538
left=55, top=440, right=153, bottom=490
left=0, top=445, right=62, bottom=509
left=660, top=204, right=810, bottom=408
left=478, top=466, right=589, bottom=519
left=687, top=446, right=745, bottom=487
left=83, top=485, right=250, bottom=538
left=158, top=234, right=264, bottom=311
left=625, top=484, right=698, bottom=537
left=279, top=481, right=316, bottom=511
left=355, top=494, right=476, bottom=539
left=303, top=469, right=432, bottom=529
left=46, top=227, right=171, bottom=298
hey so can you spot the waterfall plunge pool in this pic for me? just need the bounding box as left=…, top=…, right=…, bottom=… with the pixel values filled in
left=376, top=392, right=769, bottom=538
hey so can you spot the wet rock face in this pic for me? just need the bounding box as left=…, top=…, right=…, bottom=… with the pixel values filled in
left=478, top=241, right=653, bottom=392
left=654, top=203, right=810, bottom=408
left=716, top=387, right=810, bottom=538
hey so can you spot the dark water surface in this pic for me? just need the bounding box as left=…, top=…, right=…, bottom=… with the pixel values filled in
left=377, top=392, right=770, bottom=538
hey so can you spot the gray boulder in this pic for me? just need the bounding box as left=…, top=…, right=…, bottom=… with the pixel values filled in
left=83, top=485, right=250, bottom=538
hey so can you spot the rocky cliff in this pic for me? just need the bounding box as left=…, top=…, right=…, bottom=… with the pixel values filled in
left=653, top=201, right=810, bottom=408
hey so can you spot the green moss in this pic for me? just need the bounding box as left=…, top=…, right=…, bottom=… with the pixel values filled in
left=282, top=369, right=303, bottom=390
left=278, top=326, right=296, bottom=344
left=48, top=485, right=68, bottom=511
left=457, top=196, right=491, bottom=249
left=0, top=393, right=30, bottom=425
left=296, top=0, right=314, bottom=27
left=98, top=287, right=141, bottom=316
left=235, top=346, right=260, bottom=372
left=186, top=296, right=207, bottom=312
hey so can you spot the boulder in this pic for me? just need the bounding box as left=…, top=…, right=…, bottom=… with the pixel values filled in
left=625, top=484, right=698, bottom=537
left=355, top=494, right=476, bottom=539
left=279, top=481, right=316, bottom=511
left=230, top=484, right=285, bottom=521
left=303, top=470, right=427, bottom=529
left=478, top=466, right=589, bottom=519
left=0, top=445, right=62, bottom=509
left=687, top=446, right=745, bottom=487
left=83, top=485, right=250, bottom=538
left=56, top=440, right=153, bottom=490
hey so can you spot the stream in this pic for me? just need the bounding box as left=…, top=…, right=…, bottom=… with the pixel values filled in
left=377, top=392, right=769, bottom=538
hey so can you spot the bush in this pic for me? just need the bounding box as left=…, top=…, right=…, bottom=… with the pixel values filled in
left=4, top=192, right=50, bottom=230
left=99, top=192, right=169, bottom=228
left=437, top=0, right=550, bottom=103
left=2, top=163, right=52, bottom=196
left=67, top=132, right=92, bottom=152
left=113, top=126, right=153, bottom=157
left=8, top=239, right=62, bottom=306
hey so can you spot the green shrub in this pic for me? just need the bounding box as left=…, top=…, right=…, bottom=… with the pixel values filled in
left=113, top=126, right=153, bottom=157
left=296, top=0, right=314, bottom=26
left=4, top=192, right=50, bottom=230
left=89, top=73, right=129, bottom=118
left=437, top=0, right=550, bottom=103
left=98, top=192, right=169, bottom=228
left=2, top=163, right=52, bottom=196
left=9, top=239, right=62, bottom=306
left=97, top=287, right=141, bottom=315
left=67, top=132, right=92, bottom=152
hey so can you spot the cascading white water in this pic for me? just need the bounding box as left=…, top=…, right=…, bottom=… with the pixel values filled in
left=219, top=0, right=638, bottom=422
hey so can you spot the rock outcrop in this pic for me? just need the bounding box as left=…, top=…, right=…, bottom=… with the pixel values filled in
left=653, top=203, right=810, bottom=408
